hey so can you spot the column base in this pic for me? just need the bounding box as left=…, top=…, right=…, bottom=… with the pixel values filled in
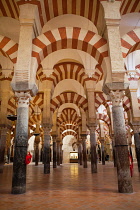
left=44, top=164, right=50, bottom=174
left=91, top=164, right=97, bottom=173
left=0, top=164, right=4, bottom=173
left=11, top=186, right=26, bottom=194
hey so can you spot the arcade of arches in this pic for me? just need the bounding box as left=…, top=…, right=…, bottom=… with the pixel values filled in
left=0, top=0, right=140, bottom=196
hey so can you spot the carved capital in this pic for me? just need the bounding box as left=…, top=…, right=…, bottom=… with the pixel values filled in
left=109, top=90, right=125, bottom=106
left=88, top=124, right=96, bottom=133
left=52, top=135, right=58, bottom=142
left=43, top=123, right=52, bottom=135
left=133, top=125, right=140, bottom=133
left=15, top=91, right=31, bottom=107
left=80, top=134, right=87, bottom=141
left=127, top=71, right=139, bottom=81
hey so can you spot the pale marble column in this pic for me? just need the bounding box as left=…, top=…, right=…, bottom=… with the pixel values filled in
left=110, top=90, right=133, bottom=193
left=81, top=134, right=87, bottom=168
left=112, top=135, right=117, bottom=167
left=89, top=125, right=97, bottom=173
left=43, top=124, right=51, bottom=174
left=133, top=124, right=140, bottom=172
left=11, top=92, right=31, bottom=194
left=0, top=127, right=7, bottom=173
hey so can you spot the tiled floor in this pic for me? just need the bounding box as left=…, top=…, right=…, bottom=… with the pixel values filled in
left=0, top=162, right=140, bottom=210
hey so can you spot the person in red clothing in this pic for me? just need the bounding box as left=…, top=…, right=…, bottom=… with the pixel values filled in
left=25, top=152, right=32, bottom=165
left=129, top=152, right=133, bottom=177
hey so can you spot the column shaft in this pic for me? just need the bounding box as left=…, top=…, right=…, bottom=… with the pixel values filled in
left=60, top=144, right=63, bottom=164
left=57, top=142, right=60, bottom=166
left=79, top=143, right=82, bottom=165
left=101, top=141, right=105, bottom=165
left=82, top=139, right=87, bottom=168
left=112, top=105, right=133, bottom=193
left=53, top=141, right=57, bottom=168
left=134, top=133, right=140, bottom=172
left=43, top=127, right=50, bottom=174
left=11, top=93, right=30, bottom=194
left=0, top=128, right=7, bottom=173
left=35, top=143, right=39, bottom=166
left=90, top=128, right=97, bottom=173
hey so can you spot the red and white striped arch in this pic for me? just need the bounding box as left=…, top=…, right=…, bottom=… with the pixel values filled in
left=120, top=0, right=140, bottom=15
left=36, top=62, right=103, bottom=86
left=31, top=93, right=44, bottom=111
left=121, top=29, right=140, bottom=58
left=95, top=92, right=108, bottom=110
left=0, top=35, right=18, bottom=63
left=0, top=0, right=19, bottom=20
left=60, top=124, right=78, bottom=133
left=62, top=130, right=77, bottom=139
left=39, top=0, right=104, bottom=33
left=97, top=113, right=110, bottom=125
left=7, top=97, right=17, bottom=115
left=32, top=27, right=108, bottom=67
left=123, top=96, right=131, bottom=112
left=57, top=108, right=82, bottom=126
left=51, top=92, right=88, bottom=113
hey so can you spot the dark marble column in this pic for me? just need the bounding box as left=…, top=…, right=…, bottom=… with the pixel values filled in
left=89, top=125, right=97, bottom=173
left=11, top=92, right=30, bottom=194
left=81, top=134, right=87, bottom=168
left=60, top=143, right=63, bottom=164
left=100, top=139, right=105, bottom=165
left=110, top=90, right=133, bottom=193
left=57, top=141, right=60, bottom=166
left=77, top=142, right=80, bottom=164
left=79, top=143, right=83, bottom=165
left=133, top=125, right=140, bottom=172
left=52, top=135, right=57, bottom=168
left=0, top=127, right=7, bottom=173
left=34, top=141, right=39, bottom=166
left=43, top=124, right=51, bottom=174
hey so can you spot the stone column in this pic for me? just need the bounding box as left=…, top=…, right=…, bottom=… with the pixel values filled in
left=79, top=142, right=83, bottom=165
left=81, top=134, right=87, bottom=168
left=109, top=90, right=133, bottom=193
left=77, top=142, right=80, bottom=164
left=57, top=140, right=60, bottom=166
left=89, top=125, right=97, bottom=173
left=133, top=124, right=140, bottom=172
left=0, top=127, right=8, bottom=173
left=100, top=138, right=105, bottom=165
left=11, top=92, right=31, bottom=194
left=112, top=135, right=117, bottom=167
left=43, top=124, right=51, bottom=174
left=60, top=143, right=63, bottom=164
left=34, top=123, right=40, bottom=166
left=34, top=136, right=40, bottom=166
left=52, top=135, right=57, bottom=168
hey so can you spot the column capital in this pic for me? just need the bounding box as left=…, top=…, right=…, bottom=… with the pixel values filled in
left=109, top=90, right=125, bottom=106
left=15, top=91, right=32, bottom=107
left=103, top=82, right=129, bottom=95
left=132, top=124, right=140, bottom=133
left=80, top=133, right=87, bottom=141
left=88, top=123, right=97, bottom=132
left=42, top=123, right=52, bottom=135
left=52, top=135, right=58, bottom=142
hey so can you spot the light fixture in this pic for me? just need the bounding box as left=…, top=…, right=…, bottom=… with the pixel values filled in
left=7, top=115, right=17, bottom=121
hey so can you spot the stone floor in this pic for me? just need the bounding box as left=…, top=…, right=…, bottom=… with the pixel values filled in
left=0, top=162, right=140, bottom=210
